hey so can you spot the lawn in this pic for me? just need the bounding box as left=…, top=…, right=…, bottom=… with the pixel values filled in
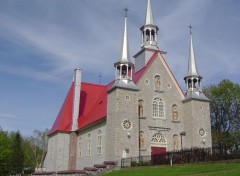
left=104, top=162, right=240, bottom=176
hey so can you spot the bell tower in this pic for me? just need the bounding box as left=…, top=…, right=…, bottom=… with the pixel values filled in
left=106, top=8, right=139, bottom=162
left=183, top=27, right=212, bottom=148
left=109, top=7, right=138, bottom=91
left=134, top=0, right=165, bottom=72
left=141, top=0, right=159, bottom=50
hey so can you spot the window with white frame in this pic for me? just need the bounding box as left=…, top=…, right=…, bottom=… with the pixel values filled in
left=87, top=133, right=91, bottom=156
left=97, top=130, right=102, bottom=154
left=78, top=136, right=82, bottom=158
left=152, top=97, right=164, bottom=118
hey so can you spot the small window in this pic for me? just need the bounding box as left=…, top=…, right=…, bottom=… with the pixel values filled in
left=87, top=133, right=91, bottom=156
left=78, top=136, right=82, bottom=158
left=97, top=130, right=102, bottom=154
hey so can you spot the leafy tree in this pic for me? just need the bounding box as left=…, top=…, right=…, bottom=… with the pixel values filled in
left=0, top=128, right=12, bottom=175
left=204, top=79, right=240, bottom=150
left=10, top=131, right=24, bottom=175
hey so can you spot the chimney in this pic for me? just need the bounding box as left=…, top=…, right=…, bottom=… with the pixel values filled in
left=71, top=68, right=81, bottom=131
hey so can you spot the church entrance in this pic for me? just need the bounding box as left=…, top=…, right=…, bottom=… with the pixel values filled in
left=151, top=147, right=167, bottom=165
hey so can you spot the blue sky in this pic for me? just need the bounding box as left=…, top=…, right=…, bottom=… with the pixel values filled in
left=0, top=0, right=239, bottom=136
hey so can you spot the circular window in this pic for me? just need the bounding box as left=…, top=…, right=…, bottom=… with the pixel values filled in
left=122, top=119, right=132, bottom=130
left=199, top=128, right=206, bottom=137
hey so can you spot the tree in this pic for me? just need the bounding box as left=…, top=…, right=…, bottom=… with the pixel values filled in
left=204, top=79, right=240, bottom=150
left=0, top=128, right=12, bottom=175
left=10, top=131, right=24, bottom=175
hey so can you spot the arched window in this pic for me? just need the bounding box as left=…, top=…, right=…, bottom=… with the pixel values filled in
left=139, top=131, right=144, bottom=148
left=78, top=136, right=82, bottom=158
left=138, top=100, right=144, bottom=117
left=172, top=134, right=179, bottom=151
left=87, top=133, right=91, bottom=156
left=151, top=29, right=155, bottom=41
left=172, top=104, right=178, bottom=121
left=97, top=130, right=102, bottom=154
left=146, top=29, right=150, bottom=41
left=151, top=133, right=167, bottom=144
left=152, top=97, right=164, bottom=118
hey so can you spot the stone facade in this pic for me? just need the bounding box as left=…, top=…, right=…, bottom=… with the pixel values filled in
left=106, top=88, right=139, bottom=163
left=45, top=0, right=212, bottom=172
left=76, top=121, right=106, bottom=169
left=46, top=133, right=70, bottom=171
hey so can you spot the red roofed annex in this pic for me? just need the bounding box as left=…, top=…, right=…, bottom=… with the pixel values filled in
left=44, top=0, right=212, bottom=172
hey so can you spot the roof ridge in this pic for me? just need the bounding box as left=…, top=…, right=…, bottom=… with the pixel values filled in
left=81, top=81, right=107, bottom=87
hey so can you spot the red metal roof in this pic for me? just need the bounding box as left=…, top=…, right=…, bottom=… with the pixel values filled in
left=49, top=51, right=184, bottom=135
left=48, top=83, right=74, bottom=134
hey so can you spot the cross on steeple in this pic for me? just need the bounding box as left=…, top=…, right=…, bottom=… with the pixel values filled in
left=123, top=7, right=129, bottom=17
left=188, top=25, right=193, bottom=34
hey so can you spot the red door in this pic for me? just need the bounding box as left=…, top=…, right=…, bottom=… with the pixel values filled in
left=151, top=147, right=167, bottom=165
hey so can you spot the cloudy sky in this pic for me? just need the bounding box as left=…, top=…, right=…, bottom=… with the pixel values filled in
left=0, top=0, right=239, bottom=136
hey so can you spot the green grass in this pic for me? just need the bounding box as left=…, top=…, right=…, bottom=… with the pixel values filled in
left=104, top=162, right=240, bottom=176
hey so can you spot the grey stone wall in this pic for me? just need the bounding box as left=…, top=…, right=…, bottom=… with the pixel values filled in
left=76, top=121, right=106, bottom=169
left=46, top=133, right=70, bottom=171
left=183, top=100, right=212, bottom=148
left=106, top=88, right=139, bottom=164
left=136, top=53, right=186, bottom=155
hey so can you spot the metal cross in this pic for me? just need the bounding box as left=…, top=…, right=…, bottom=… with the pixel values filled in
left=188, top=25, right=193, bottom=34
left=123, top=7, right=129, bottom=17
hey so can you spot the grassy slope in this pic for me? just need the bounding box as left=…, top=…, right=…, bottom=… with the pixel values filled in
left=104, top=163, right=240, bottom=176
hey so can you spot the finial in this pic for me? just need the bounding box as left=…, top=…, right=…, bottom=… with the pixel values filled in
left=123, top=6, right=129, bottom=17
left=99, top=73, right=102, bottom=84
left=188, top=25, right=193, bottom=34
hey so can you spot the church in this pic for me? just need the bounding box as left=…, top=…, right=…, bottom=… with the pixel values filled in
left=45, top=0, right=212, bottom=171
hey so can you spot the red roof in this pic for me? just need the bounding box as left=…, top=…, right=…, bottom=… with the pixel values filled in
left=49, top=82, right=107, bottom=135
left=49, top=51, right=184, bottom=135
left=48, top=83, right=74, bottom=134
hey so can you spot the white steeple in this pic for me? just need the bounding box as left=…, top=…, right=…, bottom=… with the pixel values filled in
left=186, top=30, right=200, bottom=77
left=140, top=0, right=159, bottom=50
left=145, top=0, right=154, bottom=25
left=117, top=7, right=131, bottom=64
left=109, top=7, right=138, bottom=92
left=184, top=27, right=209, bottom=102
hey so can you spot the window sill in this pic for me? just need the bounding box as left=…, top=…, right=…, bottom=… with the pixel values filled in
left=172, top=120, right=180, bottom=123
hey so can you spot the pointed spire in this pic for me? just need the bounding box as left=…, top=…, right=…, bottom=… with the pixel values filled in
left=109, top=7, right=138, bottom=92
left=186, top=26, right=200, bottom=77
left=118, top=7, right=131, bottom=64
left=183, top=27, right=209, bottom=102
left=145, top=0, right=154, bottom=25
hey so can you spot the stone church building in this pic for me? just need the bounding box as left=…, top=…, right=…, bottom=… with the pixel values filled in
left=45, top=0, right=212, bottom=171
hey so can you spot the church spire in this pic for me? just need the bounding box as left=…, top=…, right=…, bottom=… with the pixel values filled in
left=186, top=26, right=200, bottom=77
left=140, top=0, right=159, bottom=50
left=109, top=7, right=138, bottom=92
left=117, top=7, right=131, bottom=64
left=145, top=0, right=154, bottom=25
left=184, top=27, right=209, bottom=102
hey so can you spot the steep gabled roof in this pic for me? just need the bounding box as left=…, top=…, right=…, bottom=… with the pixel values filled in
left=48, top=83, right=74, bottom=135
left=48, top=82, right=107, bottom=135
left=49, top=51, right=184, bottom=135
left=77, top=83, right=107, bottom=129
